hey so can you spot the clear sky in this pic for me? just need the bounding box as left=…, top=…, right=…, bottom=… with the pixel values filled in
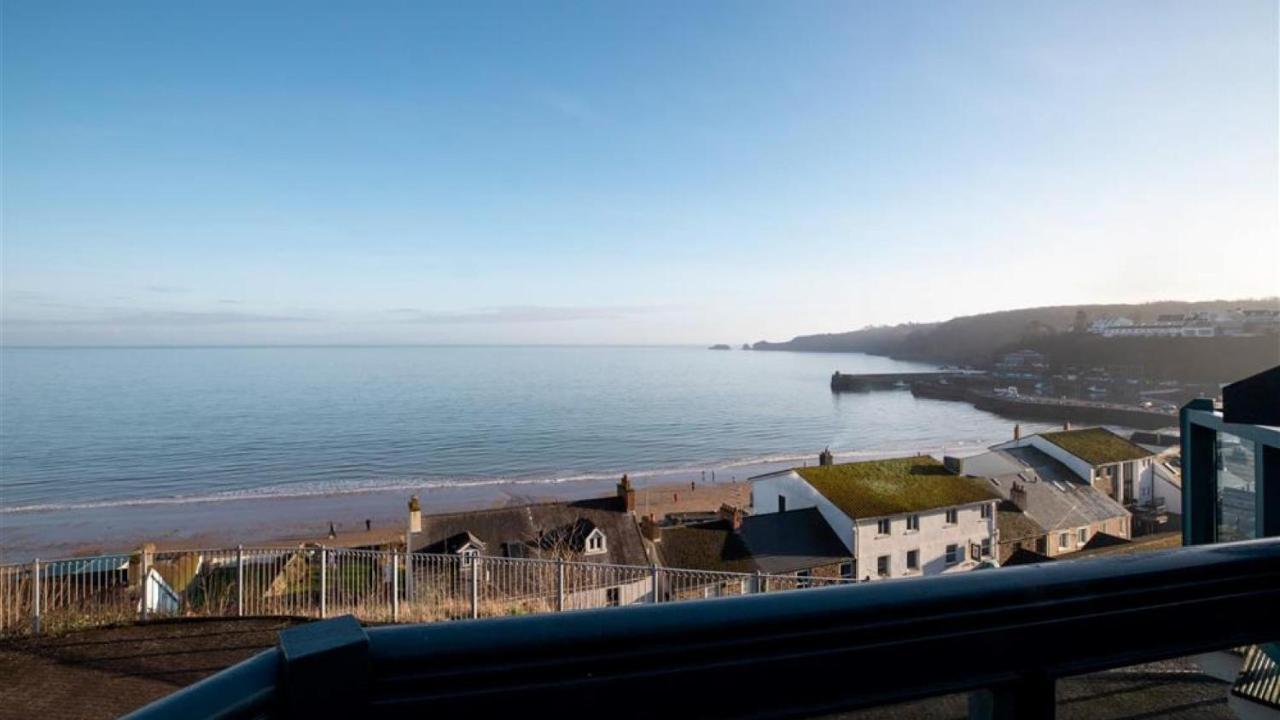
left=3, top=1, right=1277, bottom=346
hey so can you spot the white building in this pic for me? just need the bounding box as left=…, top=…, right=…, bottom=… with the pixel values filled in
left=990, top=427, right=1179, bottom=512
left=751, top=456, right=1000, bottom=581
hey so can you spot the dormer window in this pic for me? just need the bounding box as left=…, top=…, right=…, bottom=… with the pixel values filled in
left=585, top=528, right=607, bottom=555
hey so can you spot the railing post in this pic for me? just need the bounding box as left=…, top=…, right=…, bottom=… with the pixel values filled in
left=556, top=558, right=565, bottom=612
left=470, top=557, right=480, bottom=619
left=650, top=564, right=660, bottom=604
left=404, top=545, right=413, bottom=605
left=236, top=545, right=244, bottom=617
left=319, top=547, right=327, bottom=619
left=31, top=559, right=40, bottom=637
left=392, top=553, right=400, bottom=623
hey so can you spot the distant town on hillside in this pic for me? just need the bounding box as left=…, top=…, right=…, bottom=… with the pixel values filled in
left=752, top=299, right=1280, bottom=386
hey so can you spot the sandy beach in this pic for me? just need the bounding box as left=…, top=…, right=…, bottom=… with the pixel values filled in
left=0, top=439, right=1010, bottom=563
left=1, top=460, right=779, bottom=562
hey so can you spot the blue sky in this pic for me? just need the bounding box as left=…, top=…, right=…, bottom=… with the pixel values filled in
left=3, top=0, right=1276, bottom=345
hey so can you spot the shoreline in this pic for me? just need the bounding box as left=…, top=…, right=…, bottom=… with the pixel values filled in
left=0, top=443, right=1003, bottom=563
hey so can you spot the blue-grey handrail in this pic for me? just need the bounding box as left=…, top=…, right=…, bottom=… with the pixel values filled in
left=127, top=537, right=1280, bottom=720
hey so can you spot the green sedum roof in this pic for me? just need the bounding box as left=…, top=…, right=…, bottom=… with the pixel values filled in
left=1039, top=427, right=1152, bottom=466
left=794, top=456, right=999, bottom=519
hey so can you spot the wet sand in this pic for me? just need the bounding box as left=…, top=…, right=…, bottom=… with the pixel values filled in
left=1, top=463, right=777, bottom=562
left=0, top=445, right=979, bottom=562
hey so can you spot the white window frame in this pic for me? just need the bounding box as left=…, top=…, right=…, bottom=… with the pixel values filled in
left=945, top=509, right=958, bottom=525
left=906, top=515, right=920, bottom=532
left=980, top=503, right=992, bottom=520
left=876, top=555, right=891, bottom=578
left=906, top=549, right=920, bottom=572
left=796, top=569, right=812, bottom=589
left=1077, top=527, right=1087, bottom=546
left=839, top=561, right=854, bottom=579
left=945, top=544, right=959, bottom=565
left=876, top=518, right=891, bottom=536
left=1058, top=532, right=1070, bottom=550
left=584, top=528, right=608, bottom=556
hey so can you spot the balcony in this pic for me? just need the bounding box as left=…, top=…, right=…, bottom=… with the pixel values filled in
left=125, top=537, right=1280, bottom=720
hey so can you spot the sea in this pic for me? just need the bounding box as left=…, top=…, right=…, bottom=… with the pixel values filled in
left=0, top=346, right=1056, bottom=559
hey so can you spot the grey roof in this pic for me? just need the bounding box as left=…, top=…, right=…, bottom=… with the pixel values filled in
left=411, top=497, right=651, bottom=566
left=736, top=509, right=851, bottom=574
left=964, top=447, right=1130, bottom=533
left=658, top=508, right=849, bottom=574
left=996, top=501, right=1046, bottom=543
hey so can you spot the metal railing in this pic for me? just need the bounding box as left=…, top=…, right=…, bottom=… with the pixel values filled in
left=125, top=537, right=1280, bottom=720
left=0, top=545, right=853, bottom=637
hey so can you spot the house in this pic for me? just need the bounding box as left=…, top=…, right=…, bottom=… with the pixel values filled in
left=947, top=447, right=1130, bottom=559
left=656, top=505, right=852, bottom=595
left=406, top=477, right=657, bottom=609
left=750, top=456, right=1000, bottom=580
left=990, top=426, right=1175, bottom=510
left=408, top=480, right=653, bottom=567
left=993, top=349, right=1049, bottom=380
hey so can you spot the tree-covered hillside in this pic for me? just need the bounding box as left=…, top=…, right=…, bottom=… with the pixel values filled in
left=752, top=299, right=1280, bottom=382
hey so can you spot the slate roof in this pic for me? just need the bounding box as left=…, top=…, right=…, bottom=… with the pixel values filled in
left=794, top=456, right=1000, bottom=519
left=410, top=496, right=651, bottom=566
left=1039, top=428, right=1153, bottom=466
left=658, top=508, right=849, bottom=574
left=996, top=500, right=1045, bottom=544
left=970, top=447, right=1130, bottom=533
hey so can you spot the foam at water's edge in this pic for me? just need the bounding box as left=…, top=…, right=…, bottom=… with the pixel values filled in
left=0, top=443, right=982, bottom=514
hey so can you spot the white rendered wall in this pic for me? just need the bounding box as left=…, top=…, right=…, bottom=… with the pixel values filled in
left=854, top=502, right=998, bottom=580
left=752, top=471, right=856, bottom=554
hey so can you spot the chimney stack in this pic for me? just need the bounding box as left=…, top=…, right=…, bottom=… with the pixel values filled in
left=1010, top=482, right=1028, bottom=510
left=818, top=447, right=834, bottom=466
left=408, top=495, right=422, bottom=534
left=640, top=513, right=662, bottom=542
left=617, top=474, right=636, bottom=513
left=718, top=504, right=744, bottom=531
left=1014, top=423, right=1021, bottom=441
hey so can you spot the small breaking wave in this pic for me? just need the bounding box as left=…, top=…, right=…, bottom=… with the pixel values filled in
left=0, top=441, right=986, bottom=515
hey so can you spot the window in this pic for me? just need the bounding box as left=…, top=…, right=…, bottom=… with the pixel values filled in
left=981, top=537, right=991, bottom=557
left=906, top=515, right=920, bottom=532
left=585, top=529, right=607, bottom=555
left=778, top=495, right=787, bottom=513
left=876, top=518, right=891, bottom=535
left=980, top=503, right=992, bottom=519
left=796, top=569, right=812, bottom=588
left=877, top=555, right=890, bottom=577
left=606, top=587, right=620, bottom=607
left=839, top=561, right=854, bottom=579
left=1058, top=532, right=1069, bottom=550
left=906, top=549, right=919, bottom=571
left=1077, top=528, right=1087, bottom=545
left=945, top=544, right=959, bottom=565
left=945, top=509, right=958, bottom=525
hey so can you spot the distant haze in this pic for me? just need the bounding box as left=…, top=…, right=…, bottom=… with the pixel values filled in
left=2, top=1, right=1276, bottom=346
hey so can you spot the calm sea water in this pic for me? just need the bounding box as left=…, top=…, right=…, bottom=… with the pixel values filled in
left=1, top=346, right=1030, bottom=513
